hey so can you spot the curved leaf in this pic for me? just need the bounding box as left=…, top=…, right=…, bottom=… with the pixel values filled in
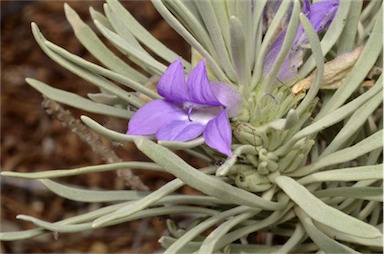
left=298, top=164, right=383, bottom=185
left=26, top=78, right=132, bottom=119
left=134, top=137, right=285, bottom=210
left=295, top=207, right=359, bottom=254
left=64, top=3, right=146, bottom=82
left=275, top=175, right=382, bottom=238
left=40, top=179, right=148, bottom=202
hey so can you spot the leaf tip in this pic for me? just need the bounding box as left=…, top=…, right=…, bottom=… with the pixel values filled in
left=91, top=217, right=108, bottom=228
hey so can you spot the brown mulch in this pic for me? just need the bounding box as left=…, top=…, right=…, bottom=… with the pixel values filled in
left=1, top=1, right=194, bottom=253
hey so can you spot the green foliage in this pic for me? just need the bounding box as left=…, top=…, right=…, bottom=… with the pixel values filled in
left=1, top=0, right=383, bottom=253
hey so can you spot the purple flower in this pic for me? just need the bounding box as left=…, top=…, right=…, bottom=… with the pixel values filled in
left=263, top=0, right=339, bottom=83
left=127, top=59, right=242, bottom=156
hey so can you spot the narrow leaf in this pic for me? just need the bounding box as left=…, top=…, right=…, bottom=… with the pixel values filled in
left=298, top=164, right=383, bottom=185
left=44, top=41, right=159, bottom=100
left=92, top=178, right=184, bottom=227
left=26, top=78, right=132, bottom=119
left=40, top=179, right=148, bottom=202
left=31, top=23, right=151, bottom=107
left=151, top=0, right=227, bottom=81
left=94, top=20, right=166, bottom=74
left=321, top=87, right=383, bottom=157
left=293, top=129, right=383, bottom=176
left=314, top=187, right=382, bottom=202
left=295, top=207, right=359, bottom=254
left=276, top=81, right=382, bottom=156
left=230, top=16, right=249, bottom=87
left=64, top=3, right=146, bottom=82
left=106, top=0, right=186, bottom=67
left=16, top=215, right=91, bottom=233
left=134, top=137, right=285, bottom=210
left=297, top=0, right=351, bottom=80
left=196, top=1, right=237, bottom=81
left=295, top=12, right=324, bottom=116
left=0, top=229, right=45, bottom=241
left=318, top=7, right=383, bottom=117
left=275, top=175, right=382, bottom=238
left=1, top=161, right=162, bottom=179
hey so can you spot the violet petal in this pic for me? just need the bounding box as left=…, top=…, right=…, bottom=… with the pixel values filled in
left=263, top=31, right=298, bottom=82
left=263, top=31, right=285, bottom=78
left=263, top=0, right=339, bottom=83
left=187, top=60, right=222, bottom=106
left=294, top=0, right=339, bottom=46
left=210, top=82, right=242, bottom=117
left=203, top=109, right=232, bottom=156
left=308, top=0, right=339, bottom=31
left=302, top=0, right=311, bottom=15
left=157, top=120, right=205, bottom=141
left=127, top=100, right=184, bottom=135
left=157, top=58, right=189, bottom=102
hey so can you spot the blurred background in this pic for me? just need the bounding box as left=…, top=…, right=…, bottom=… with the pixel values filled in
left=1, top=1, right=193, bottom=252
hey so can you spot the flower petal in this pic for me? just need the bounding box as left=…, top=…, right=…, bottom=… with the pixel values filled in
left=263, top=31, right=298, bottom=82
left=187, top=60, right=222, bottom=106
left=308, top=0, right=339, bottom=31
left=157, top=58, right=189, bottom=102
left=127, top=100, right=184, bottom=135
left=210, top=82, right=242, bottom=117
left=203, top=109, right=232, bottom=156
left=263, top=0, right=339, bottom=83
left=263, top=31, right=285, bottom=76
left=294, top=0, right=339, bottom=47
left=302, top=0, right=311, bottom=15
left=157, top=120, right=205, bottom=142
